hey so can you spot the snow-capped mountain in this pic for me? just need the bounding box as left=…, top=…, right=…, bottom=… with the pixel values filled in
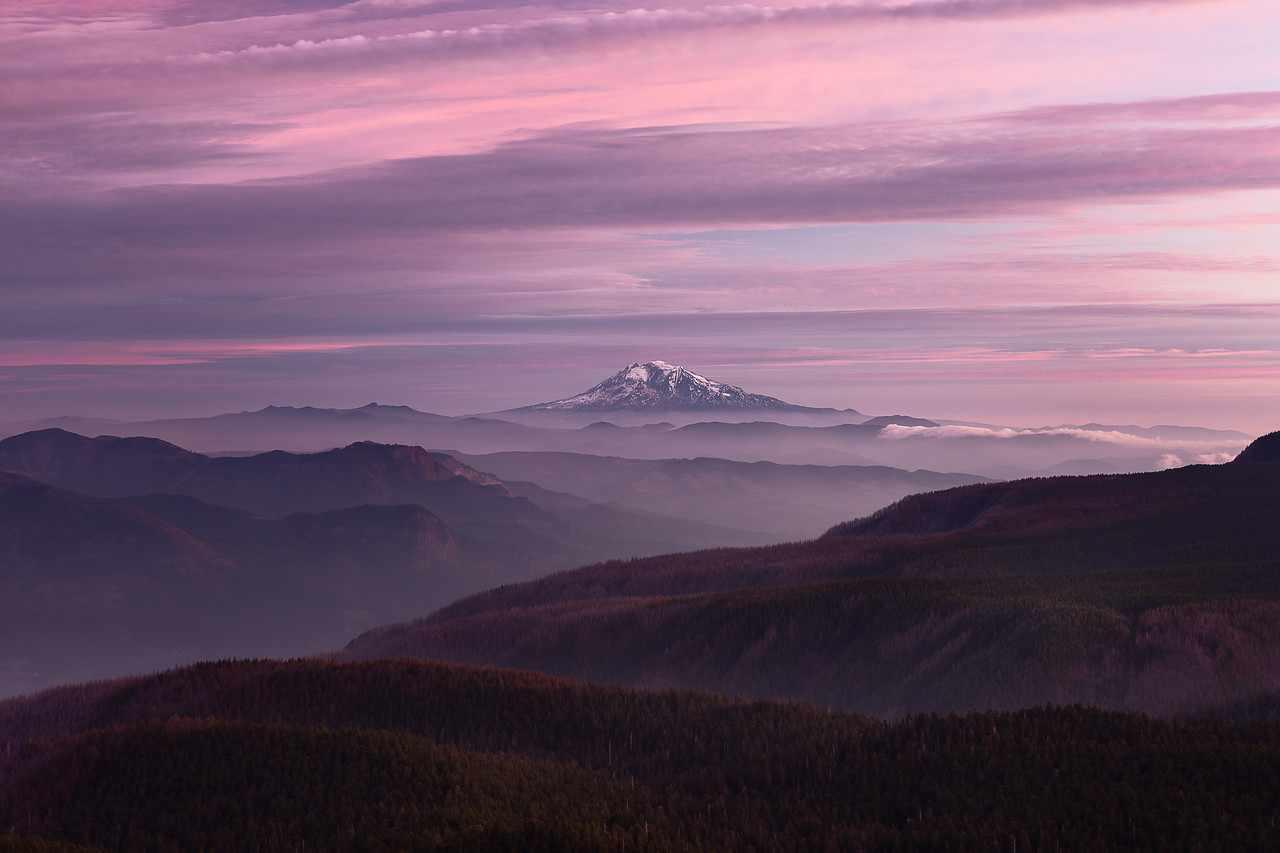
left=527, top=361, right=789, bottom=412
left=507, top=361, right=861, bottom=419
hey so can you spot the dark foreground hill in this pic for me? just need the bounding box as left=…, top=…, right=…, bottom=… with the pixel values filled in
left=348, top=436, right=1280, bottom=715
left=1, top=658, right=1279, bottom=851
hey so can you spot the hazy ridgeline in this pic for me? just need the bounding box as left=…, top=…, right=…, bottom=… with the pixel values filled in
left=2, top=400, right=1247, bottom=479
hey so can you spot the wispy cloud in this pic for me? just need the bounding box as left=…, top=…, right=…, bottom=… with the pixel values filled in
left=9, top=103, right=1280, bottom=263
left=174, top=0, right=1215, bottom=70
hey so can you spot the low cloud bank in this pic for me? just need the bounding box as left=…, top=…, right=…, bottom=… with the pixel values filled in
left=880, top=423, right=1249, bottom=454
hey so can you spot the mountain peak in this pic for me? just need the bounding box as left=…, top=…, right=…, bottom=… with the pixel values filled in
left=524, top=360, right=795, bottom=413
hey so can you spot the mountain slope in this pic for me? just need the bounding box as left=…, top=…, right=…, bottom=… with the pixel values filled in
left=372, top=446, right=1280, bottom=616
left=347, top=435, right=1280, bottom=715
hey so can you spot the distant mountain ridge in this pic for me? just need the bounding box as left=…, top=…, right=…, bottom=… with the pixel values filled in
left=0, top=428, right=517, bottom=521
left=0, top=428, right=764, bottom=557
left=4, top=404, right=488, bottom=454
left=1, top=385, right=1250, bottom=476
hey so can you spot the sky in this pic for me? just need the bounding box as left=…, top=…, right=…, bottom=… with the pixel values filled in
left=3, top=0, right=1279, bottom=431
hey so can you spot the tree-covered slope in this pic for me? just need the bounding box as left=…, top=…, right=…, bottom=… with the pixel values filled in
left=347, top=569, right=1280, bottom=715
left=2, top=659, right=1279, bottom=852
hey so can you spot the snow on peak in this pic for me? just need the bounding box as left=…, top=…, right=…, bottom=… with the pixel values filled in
left=530, top=361, right=793, bottom=412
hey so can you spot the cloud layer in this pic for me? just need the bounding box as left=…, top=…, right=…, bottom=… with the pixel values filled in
left=4, top=0, right=1279, bottom=429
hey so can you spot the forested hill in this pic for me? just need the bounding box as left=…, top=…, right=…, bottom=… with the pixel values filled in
left=391, top=453, right=1280, bottom=623
left=348, top=438, right=1280, bottom=715
left=1, top=658, right=1279, bottom=851
left=1234, top=430, right=1280, bottom=465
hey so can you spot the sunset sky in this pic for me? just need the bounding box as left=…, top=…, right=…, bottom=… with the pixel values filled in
left=4, top=0, right=1279, bottom=430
